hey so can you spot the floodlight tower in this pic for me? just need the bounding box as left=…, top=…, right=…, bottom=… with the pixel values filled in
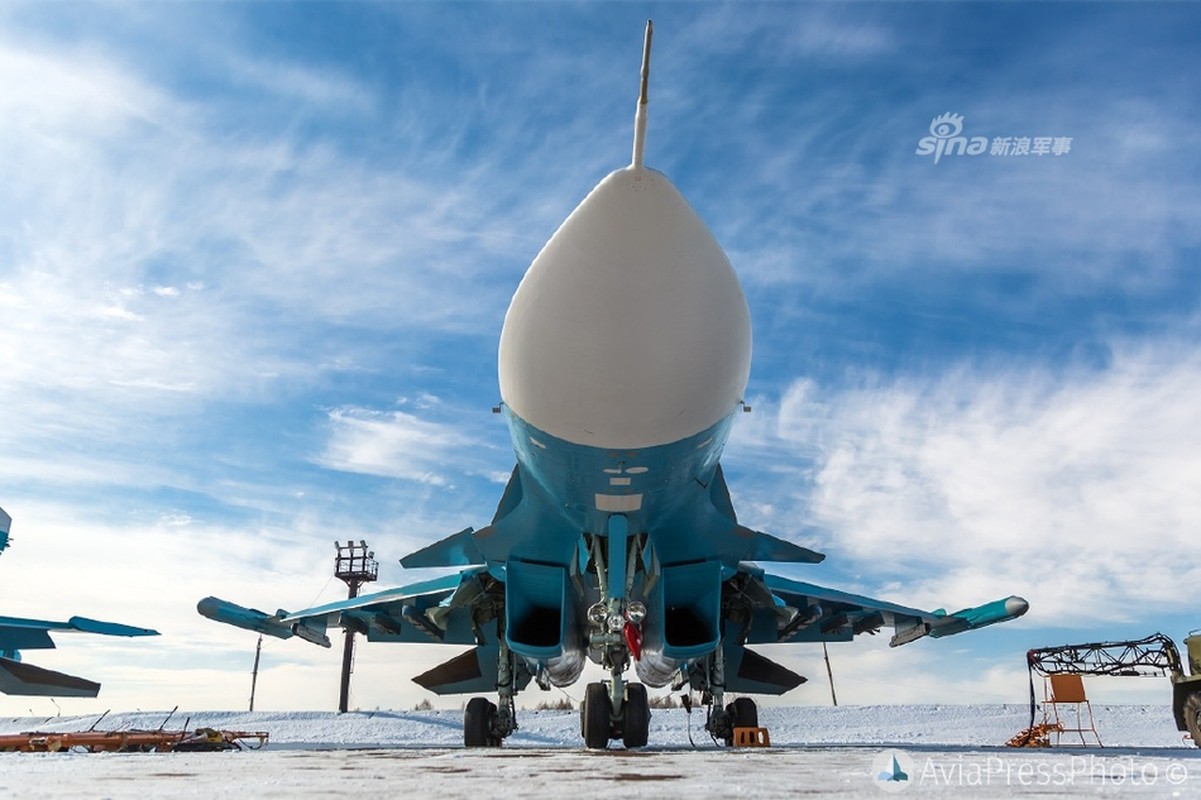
left=334, top=539, right=378, bottom=713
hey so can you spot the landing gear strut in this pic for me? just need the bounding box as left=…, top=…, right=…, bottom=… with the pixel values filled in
left=463, top=641, right=521, bottom=748
left=578, top=518, right=651, bottom=749
left=691, top=646, right=759, bottom=745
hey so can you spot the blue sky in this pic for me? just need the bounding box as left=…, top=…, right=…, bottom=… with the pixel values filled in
left=1, top=2, right=1199, bottom=716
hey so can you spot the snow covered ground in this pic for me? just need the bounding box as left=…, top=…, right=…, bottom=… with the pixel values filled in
left=1, top=705, right=1199, bottom=797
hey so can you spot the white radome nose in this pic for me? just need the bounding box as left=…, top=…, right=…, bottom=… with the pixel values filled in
left=498, top=165, right=752, bottom=449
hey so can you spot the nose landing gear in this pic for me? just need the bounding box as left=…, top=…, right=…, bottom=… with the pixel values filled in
left=581, top=679, right=651, bottom=749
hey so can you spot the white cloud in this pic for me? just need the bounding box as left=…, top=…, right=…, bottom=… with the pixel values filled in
left=0, top=38, right=171, bottom=135
left=735, top=337, right=1201, bottom=623
left=317, top=406, right=472, bottom=485
left=0, top=32, right=531, bottom=506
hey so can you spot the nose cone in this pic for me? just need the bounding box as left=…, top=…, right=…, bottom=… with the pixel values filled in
left=1005, top=596, right=1030, bottom=618
left=499, top=166, right=751, bottom=448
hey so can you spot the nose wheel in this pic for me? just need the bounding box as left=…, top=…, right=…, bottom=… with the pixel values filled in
left=581, top=680, right=651, bottom=749
left=582, top=682, right=611, bottom=749
left=622, top=683, right=650, bottom=748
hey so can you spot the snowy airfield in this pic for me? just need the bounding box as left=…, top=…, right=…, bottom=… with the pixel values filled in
left=2, top=704, right=1199, bottom=798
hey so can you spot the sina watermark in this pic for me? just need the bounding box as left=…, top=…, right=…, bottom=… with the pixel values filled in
left=916, top=113, right=1073, bottom=164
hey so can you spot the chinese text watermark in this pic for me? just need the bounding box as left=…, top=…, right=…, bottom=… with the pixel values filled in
left=916, top=113, right=1073, bottom=164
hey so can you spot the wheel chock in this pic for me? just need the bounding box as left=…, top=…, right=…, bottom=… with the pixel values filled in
left=732, top=727, right=770, bottom=747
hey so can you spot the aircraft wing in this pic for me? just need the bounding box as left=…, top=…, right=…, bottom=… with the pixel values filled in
left=0, top=506, right=11, bottom=553
left=740, top=569, right=1028, bottom=648
left=0, top=615, right=158, bottom=648
left=0, top=615, right=160, bottom=697
left=199, top=568, right=496, bottom=649
left=199, top=568, right=516, bottom=695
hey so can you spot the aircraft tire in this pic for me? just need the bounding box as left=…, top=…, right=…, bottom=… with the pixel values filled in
left=583, top=682, right=611, bottom=749
left=732, top=696, right=759, bottom=729
left=1185, top=692, right=1201, bottom=748
left=722, top=697, right=759, bottom=745
left=464, top=696, right=497, bottom=747
left=622, top=683, right=650, bottom=748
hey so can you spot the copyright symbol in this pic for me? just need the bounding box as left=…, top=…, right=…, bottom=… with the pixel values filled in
left=1166, top=762, right=1188, bottom=786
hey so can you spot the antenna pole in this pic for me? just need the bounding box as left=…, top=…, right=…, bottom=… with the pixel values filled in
left=631, top=20, right=653, bottom=168
left=823, top=642, right=838, bottom=706
left=248, top=634, right=263, bottom=712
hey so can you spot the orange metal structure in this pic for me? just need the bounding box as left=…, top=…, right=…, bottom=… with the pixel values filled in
left=0, top=727, right=268, bottom=753
left=1043, top=674, right=1102, bottom=747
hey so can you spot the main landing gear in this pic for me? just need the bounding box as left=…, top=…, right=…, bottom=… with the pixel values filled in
left=695, top=693, right=759, bottom=746
left=463, top=679, right=651, bottom=749
left=463, top=641, right=520, bottom=748
left=722, top=696, right=758, bottom=746
left=463, top=697, right=501, bottom=748
left=581, top=680, right=651, bottom=749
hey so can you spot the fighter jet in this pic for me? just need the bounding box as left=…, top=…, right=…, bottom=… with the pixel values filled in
left=200, top=22, right=1027, bottom=748
left=0, top=506, right=159, bottom=697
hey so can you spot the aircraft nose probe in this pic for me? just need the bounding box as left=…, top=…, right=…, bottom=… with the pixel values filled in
left=632, top=20, right=652, bottom=169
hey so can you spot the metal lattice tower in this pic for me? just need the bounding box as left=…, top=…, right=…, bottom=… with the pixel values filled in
left=334, top=540, right=378, bottom=713
left=1021, top=633, right=1184, bottom=730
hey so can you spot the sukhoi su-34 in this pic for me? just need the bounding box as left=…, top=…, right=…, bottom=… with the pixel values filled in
left=200, top=22, right=1027, bottom=749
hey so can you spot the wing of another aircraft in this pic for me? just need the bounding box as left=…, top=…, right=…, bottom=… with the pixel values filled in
left=0, top=615, right=160, bottom=697
left=0, top=506, right=11, bottom=554
left=0, top=506, right=161, bottom=697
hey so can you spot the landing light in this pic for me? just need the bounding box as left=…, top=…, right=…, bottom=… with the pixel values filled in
left=587, top=603, right=608, bottom=626
left=626, top=601, right=647, bottom=624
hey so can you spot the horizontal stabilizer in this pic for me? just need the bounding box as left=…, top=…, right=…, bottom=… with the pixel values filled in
left=413, top=646, right=499, bottom=695
left=723, top=645, right=807, bottom=695
left=400, top=526, right=486, bottom=569
left=0, top=657, right=100, bottom=698
left=738, top=525, right=825, bottom=564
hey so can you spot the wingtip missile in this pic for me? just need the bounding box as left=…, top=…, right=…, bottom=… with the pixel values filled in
left=952, top=594, right=1029, bottom=628
left=930, top=595, right=1030, bottom=639
left=890, top=595, right=1028, bottom=647
left=196, top=596, right=294, bottom=641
